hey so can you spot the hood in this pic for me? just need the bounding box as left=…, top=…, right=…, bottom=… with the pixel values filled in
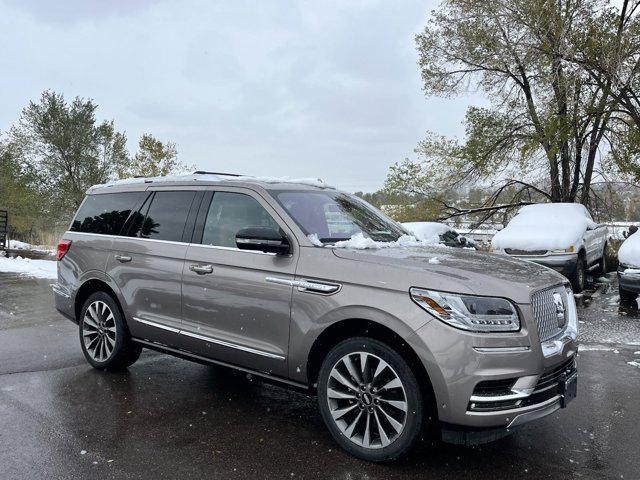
left=331, top=245, right=565, bottom=304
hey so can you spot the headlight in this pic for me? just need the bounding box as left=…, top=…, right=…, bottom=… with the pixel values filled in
left=410, top=288, right=520, bottom=332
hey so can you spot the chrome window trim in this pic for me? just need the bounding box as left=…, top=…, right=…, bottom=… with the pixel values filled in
left=65, top=231, right=189, bottom=246
left=132, top=317, right=285, bottom=360
left=189, top=242, right=276, bottom=256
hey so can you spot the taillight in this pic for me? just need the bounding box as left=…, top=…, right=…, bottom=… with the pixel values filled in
left=56, top=239, right=72, bottom=261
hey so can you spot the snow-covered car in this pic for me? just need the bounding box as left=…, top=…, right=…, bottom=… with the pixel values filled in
left=401, top=221, right=474, bottom=248
left=617, top=229, right=640, bottom=302
left=491, top=203, right=608, bottom=292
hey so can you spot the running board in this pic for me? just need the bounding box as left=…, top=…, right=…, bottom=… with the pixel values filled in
left=131, top=337, right=310, bottom=392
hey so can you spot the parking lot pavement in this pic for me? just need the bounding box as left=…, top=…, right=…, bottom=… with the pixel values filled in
left=1, top=273, right=639, bottom=480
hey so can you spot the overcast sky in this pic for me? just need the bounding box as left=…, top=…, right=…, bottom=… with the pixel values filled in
left=0, top=0, right=486, bottom=192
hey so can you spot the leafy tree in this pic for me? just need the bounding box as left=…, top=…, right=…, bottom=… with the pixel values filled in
left=118, top=133, right=193, bottom=178
left=9, top=91, right=129, bottom=210
left=385, top=0, right=640, bottom=220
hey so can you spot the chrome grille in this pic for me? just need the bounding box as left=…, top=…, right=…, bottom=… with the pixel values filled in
left=531, top=285, right=566, bottom=342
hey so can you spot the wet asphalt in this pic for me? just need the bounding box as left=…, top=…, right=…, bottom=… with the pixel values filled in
left=0, top=273, right=639, bottom=480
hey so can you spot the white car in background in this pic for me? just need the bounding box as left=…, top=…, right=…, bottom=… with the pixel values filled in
left=617, top=228, right=640, bottom=302
left=491, top=203, right=608, bottom=292
left=402, top=221, right=474, bottom=248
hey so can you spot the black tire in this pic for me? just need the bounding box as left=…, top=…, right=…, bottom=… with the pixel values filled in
left=78, top=291, right=142, bottom=370
left=317, top=337, right=424, bottom=462
left=570, top=255, right=586, bottom=292
left=596, top=244, right=608, bottom=275
left=619, top=286, right=637, bottom=304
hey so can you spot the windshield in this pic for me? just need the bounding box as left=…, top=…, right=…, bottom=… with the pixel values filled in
left=272, top=190, right=407, bottom=243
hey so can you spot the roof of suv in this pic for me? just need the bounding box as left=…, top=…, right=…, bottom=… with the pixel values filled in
left=86, top=173, right=336, bottom=194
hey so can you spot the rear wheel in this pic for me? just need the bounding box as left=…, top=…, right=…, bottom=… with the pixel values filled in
left=570, top=255, right=586, bottom=292
left=79, top=292, right=142, bottom=370
left=317, top=337, right=423, bottom=462
left=596, top=244, right=608, bottom=275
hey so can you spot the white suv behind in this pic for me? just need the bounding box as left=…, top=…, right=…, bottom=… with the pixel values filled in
left=491, top=203, right=608, bottom=292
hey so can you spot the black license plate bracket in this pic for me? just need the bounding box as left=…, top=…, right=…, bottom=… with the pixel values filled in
left=560, top=371, right=577, bottom=408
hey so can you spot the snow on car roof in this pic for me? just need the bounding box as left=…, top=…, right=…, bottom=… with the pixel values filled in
left=88, top=174, right=334, bottom=192
left=491, top=202, right=598, bottom=251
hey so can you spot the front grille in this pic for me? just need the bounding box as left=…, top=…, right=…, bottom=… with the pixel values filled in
left=505, top=248, right=548, bottom=256
left=531, top=285, right=567, bottom=342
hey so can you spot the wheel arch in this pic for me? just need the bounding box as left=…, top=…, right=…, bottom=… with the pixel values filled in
left=306, top=318, right=436, bottom=413
left=74, top=275, right=129, bottom=332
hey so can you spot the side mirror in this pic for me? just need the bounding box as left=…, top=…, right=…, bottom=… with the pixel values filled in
left=236, top=227, right=291, bottom=255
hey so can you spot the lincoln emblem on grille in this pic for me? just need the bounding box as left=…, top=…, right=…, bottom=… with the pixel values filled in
left=552, top=292, right=566, bottom=328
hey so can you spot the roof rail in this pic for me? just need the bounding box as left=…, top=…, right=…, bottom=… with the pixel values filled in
left=193, top=170, right=246, bottom=177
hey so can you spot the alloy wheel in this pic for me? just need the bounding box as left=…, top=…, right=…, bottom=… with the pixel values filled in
left=82, top=300, right=117, bottom=362
left=326, top=352, right=408, bottom=449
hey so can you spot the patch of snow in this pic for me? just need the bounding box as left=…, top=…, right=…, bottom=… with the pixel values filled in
left=491, top=203, right=598, bottom=252
left=428, top=257, right=440, bottom=264
left=307, top=234, right=324, bottom=247
left=618, top=231, right=640, bottom=268
left=91, top=174, right=334, bottom=191
left=332, top=233, right=442, bottom=258
left=0, top=255, right=57, bottom=279
left=594, top=276, right=611, bottom=284
left=627, top=361, right=640, bottom=368
left=8, top=239, right=31, bottom=250
left=235, top=176, right=334, bottom=189
left=401, top=222, right=451, bottom=244
left=579, top=344, right=618, bottom=352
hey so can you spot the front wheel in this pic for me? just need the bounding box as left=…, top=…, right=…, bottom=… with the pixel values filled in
left=619, top=286, right=637, bottom=304
left=317, top=337, right=423, bottom=462
left=79, top=292, right=142, bottom=370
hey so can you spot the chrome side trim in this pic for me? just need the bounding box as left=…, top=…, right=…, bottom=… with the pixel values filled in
left=132, top=316, right=285, bottom=360
left=186, top=243, right=276, bottom=256
left=470, top=375, right=538, bottom=402
left=132, top=317, right=180, bottom=334
left=473, top=346, right=531, bottom=354
left=179, top=329, right=285, bottom=360
left=265, top=276, right=341, bottom=294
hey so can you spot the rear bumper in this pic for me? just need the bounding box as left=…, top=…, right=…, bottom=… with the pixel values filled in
left=52, top=283, right=77, bottom=323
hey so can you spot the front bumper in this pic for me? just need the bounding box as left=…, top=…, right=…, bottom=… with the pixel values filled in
left=618, top=266, right=640, bottom=293
left=407, top=302, right=578, bottom=435
left=505, top=253, right=578, bottom=276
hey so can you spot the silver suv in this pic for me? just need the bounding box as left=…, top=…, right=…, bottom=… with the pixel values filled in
left=52, top=174, right=578, bottom=461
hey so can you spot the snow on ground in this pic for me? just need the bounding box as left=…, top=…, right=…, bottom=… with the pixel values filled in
left=0, top=254, right=57, bottom=279
left=401, top=222, right=451, bottom=244
left=492, top=203, right=597, bottom=251
left=618, top=231, right=640, bottom=267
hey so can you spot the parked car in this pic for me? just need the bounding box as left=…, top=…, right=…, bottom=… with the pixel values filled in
left=491, top=203, right=608, bottom=292
left=402, top=221, right=475, bottom=248
left=617, top=228, right=640, bottom=302
left=53, top=174, right=578, bottom=462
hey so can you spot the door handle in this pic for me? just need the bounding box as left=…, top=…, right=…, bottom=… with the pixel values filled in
left=189, top=264, right=213, bottom=275
left=115, top=255, right=132, bottom=263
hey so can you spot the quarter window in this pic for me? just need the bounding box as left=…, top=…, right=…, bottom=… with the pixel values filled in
left=71, top=192, right=143, bottom=235
left=201, top=192, right=281, bottom=248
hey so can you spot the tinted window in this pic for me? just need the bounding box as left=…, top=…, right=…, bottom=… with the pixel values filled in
left=201, top=192, right=280, bottom=248
left=71, top=192, right=142, bottom=235
left=274, top=191, right=405, bottom=243
left=139, top=191, right=196, bottom=242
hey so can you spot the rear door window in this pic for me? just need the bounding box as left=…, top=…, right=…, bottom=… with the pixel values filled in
left=200, top=192, right=281, bottom=248
left=71, top=192, right=143, bottom=235
left=138, top=191, right=197, bottom=242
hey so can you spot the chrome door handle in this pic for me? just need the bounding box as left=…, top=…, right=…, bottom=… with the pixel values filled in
left=189, top=264, right=213, bottom=275
left=115, top=255, right=132, bottom=263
